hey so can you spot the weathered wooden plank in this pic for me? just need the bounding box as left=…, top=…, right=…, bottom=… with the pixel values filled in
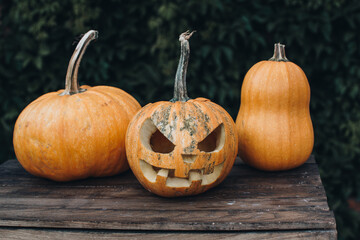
left=0, top=197, right=332, bottom=219
left=0, top=206, right=332, bottom=229
left=0, top=156, right=316, bottom=179
left=0, top=186, right=329, bottom=208
left=0, top=158, right=321, bottom=188
left=0, top=186, right=327, bottom=204
left=0, top=228, right=336, bottom=240
left=0, top=166, right=323, bottom=186
left=0, top=163, right=325, bottom=198
left=0, top=156, right=336, bottom=233
left=0, top=210, right=336, bottom=231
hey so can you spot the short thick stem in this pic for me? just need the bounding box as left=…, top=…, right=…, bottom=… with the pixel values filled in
left=269, top=43, right=289, bottom=62
left=170, top=30, right=195, bottom=102
left=60, top=30, right=98, bottom=96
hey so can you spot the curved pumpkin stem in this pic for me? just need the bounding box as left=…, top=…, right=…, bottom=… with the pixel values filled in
left=60, top=30, right=98, bottom=96
left=170, top=30, right=195, bottom=102
left=269, top=43, right=289, bottom=62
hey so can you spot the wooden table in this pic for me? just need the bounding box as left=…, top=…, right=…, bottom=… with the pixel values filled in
left=0, top=156, right=337, bottom=239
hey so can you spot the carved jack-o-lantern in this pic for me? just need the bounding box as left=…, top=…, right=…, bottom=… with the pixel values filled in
left=126, top=31, right=238, bottom=197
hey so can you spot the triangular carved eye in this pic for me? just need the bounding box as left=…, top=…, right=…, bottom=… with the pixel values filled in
left=150, top=129, right=175, bottom=153
left=140, top=118, right=175, bottom=154
left=198, top=124, right=225, bottom=152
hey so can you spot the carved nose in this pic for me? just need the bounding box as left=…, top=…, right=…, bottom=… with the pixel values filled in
left=182, top=154, right=196, bottom=164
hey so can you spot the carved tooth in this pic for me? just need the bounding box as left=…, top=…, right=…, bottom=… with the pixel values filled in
left=189, top=171, right=202, bottom=182
left=139, top=158, right=225, bottom=188
left=201, top=162, right=224, bottom=185
left=157, top=169, right=169, bottom=178
left=139, top=160, right=157, bottom=182
left=166, top=177, right=191, bottom=188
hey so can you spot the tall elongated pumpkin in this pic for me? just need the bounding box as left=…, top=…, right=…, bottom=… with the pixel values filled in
left=13, top=30, right=141, bottom=181
left=236, top=43, right=314, bottom=171
left=126, top=31, right=238, bottom=197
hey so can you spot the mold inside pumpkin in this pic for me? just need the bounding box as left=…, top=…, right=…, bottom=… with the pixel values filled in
left=126, top=31, right=238, bottom=197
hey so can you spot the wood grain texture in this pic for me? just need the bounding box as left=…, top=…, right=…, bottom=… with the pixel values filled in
left=0, top=228, right=337, bottom=240
left=0, top=156, right=336, bottom=238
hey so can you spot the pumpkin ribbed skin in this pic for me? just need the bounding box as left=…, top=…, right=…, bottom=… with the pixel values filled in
left=236, top=49, right=314, bottom=171
left=13, top=85, right=141, bottom=181
left=126, top=98, right=238, bottom=197
left=125, top=31, right=238, bottom=197
left=13, top=30, right=141, bottom=181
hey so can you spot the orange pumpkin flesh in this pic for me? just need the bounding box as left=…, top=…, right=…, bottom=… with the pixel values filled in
left=13, top=30, right=141, bottom=181
left=126, top=31, right=238, bottom=197
left=236, top=43, right=314, bottom=171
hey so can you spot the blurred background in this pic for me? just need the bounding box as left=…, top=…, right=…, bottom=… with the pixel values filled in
left=1, top=0, right=360, bottom=239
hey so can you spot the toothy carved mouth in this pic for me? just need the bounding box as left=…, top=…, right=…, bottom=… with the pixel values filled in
left=139, top=160, right=224, bottom=187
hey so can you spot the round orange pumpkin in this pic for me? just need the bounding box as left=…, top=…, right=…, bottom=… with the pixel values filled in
left=13, top=30, right=141, bottom=181
left=126, top=31, right=238, bottom=197
left=235, top=43, right=314, bottom=171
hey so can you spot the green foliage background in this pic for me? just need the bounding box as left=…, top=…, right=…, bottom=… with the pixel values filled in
left=1, top=0, right=360, bottom=239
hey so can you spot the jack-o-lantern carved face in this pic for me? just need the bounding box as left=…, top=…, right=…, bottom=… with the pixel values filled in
left=126, top=30, right=237, bottom=197
left=126, top=98, right=238, bottom=197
